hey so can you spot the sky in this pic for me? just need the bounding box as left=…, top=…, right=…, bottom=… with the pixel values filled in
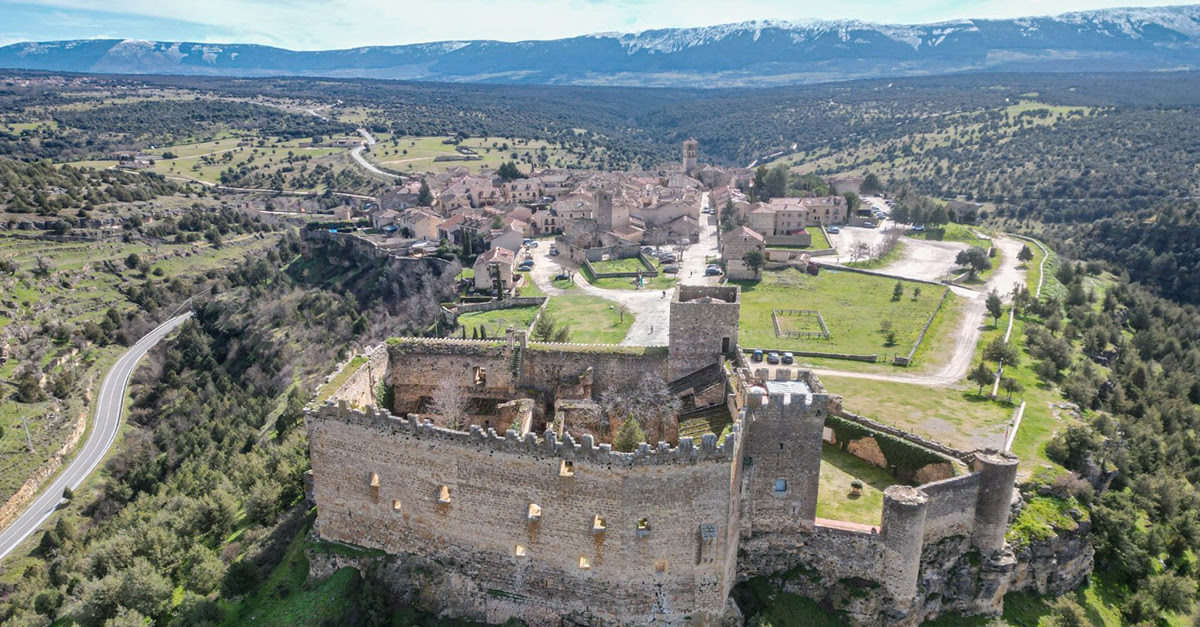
left=0, top=0, right=1196, bottom=49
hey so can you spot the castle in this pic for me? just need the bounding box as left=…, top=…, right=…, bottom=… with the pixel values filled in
left=306, top=286, right=1089, bottom=626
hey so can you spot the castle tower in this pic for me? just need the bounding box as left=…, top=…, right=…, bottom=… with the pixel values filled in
left=971, top=451, right=1019, bottom=552
left=668, top=285, right=739, bottom=380
left=594, top=188, right=627, bottom=232
left=682, top=138, right=698, bottom=174
left=741, top=387, right=827, bottom=536
left=881, top=485, right=929, bottom=610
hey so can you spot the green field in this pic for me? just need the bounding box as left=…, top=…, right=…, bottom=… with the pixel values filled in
left=589, top=257, right=648, bottom=275
left=908, top=223, right=992, bottom=250
left=368, top=135, right=598, bottom=174
left=816, top=443, right=897, bottom=526
left=735, top=268, right=947, bottom=356
left=821, top=374, right=1012, bottom=454
left=457, top=305, right=541, bottom=338
left=543, top=295, right=633, bottom=344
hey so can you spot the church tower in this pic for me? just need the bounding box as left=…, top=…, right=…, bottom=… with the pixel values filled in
left=682, top=138, right=698, bottom=174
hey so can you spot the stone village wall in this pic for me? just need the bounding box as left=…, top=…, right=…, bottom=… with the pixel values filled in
left=308, top=401, right=746, bottom=626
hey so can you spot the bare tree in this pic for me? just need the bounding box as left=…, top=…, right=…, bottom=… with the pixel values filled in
left=428, top=378, right=468, bottom=429
left=598, top=375, right=681, bottom=444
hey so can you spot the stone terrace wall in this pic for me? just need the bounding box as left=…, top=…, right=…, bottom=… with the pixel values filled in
left=307, top=402, right=744, bottom=626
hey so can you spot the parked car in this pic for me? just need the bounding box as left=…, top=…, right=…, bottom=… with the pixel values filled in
left=782, top=352, right=795, bottom=365
left=751, top=349, right=764, bottom=362
left=517, top=265, right=532, bottom=272
left=518, top=259, right=534, bottom=268
left=705, top=266, right=723, bottom=276
left=641, top=246, right=654, bottom=254
left=662, top=264, right=680, bottom=274
left=528, top=241, right=539, bottom=248
left=766, top=352, right=781, bottom=365
left=554, top=273, right=570, bottom=281
left=549, top=249, right=560, bottom=256
left=827, top=227, right=840, bottom=234
left=913, top=224, right=925, bottom=232
left=660, top=255, right=678, bottom=264
left=522, top=238, right=532, bottom=246
left=863, top=221, right=876, bottom=228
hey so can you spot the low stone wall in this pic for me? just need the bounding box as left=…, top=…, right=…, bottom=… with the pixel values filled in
left=582, top=252, right=658, bottom=279
left=743, top=347, right=878, bottom=363
left=455, top=296, right=547, bottom=314
left=894, top=288, right=952, bottom=366
left=328, top=345, right=389, bottom=409
left=825, top=264, right=946, bottom=287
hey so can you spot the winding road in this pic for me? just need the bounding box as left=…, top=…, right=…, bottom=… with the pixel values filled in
left=0, top=313, right=192, bottom=561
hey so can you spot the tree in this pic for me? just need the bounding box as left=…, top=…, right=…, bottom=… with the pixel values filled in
left=1047, top=597, right=1089, bottom=627
left=15, top=370, right=46, bottom=403
left=743, top=250, right=765, bottom=274
left=124, top=253, right=141, bottom=270
left=986, top=290, right=1004, bottom=326
left=417, top=179, right=433, bottom=206
left=860, top=172, right=883, bottom=195
left=764, top=164, right=788, bottom=199
left=968, top=362, right=995, bottom=396
left=613, top=416, right=647, bottom=453
left=926, top=205, right=949, bottom=227
left=428, top=377, right=468, bottom=429
left=892, top=280, right=904, bottom=302
left=955, top=247, right=992, bottom=279
left=890, top=203, right=910, bottom=225
left=843, top=191, right=862, bottom=212
left=983, top=337, right=1020, bottom=368
left=221, top=560, right=260, bottom=598
left=752, top=166, right=768, bottom=199
left=497, top=160, right=526, bottom=181
left=1017, top=245, right=1035, bottom=265
left=532, top=311, right=571, bottom=343
left=1000, top=377, right=1024, bottom=402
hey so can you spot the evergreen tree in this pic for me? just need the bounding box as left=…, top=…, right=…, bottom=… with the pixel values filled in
left=614, top=416, right=647, bottom=453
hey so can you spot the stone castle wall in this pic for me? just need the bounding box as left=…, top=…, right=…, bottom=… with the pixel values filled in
left=307, top=402, right=745, bottom=626
left=384, top=338, right=671, bottom=417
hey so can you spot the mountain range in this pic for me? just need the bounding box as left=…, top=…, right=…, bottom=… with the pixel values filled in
left=3, top=5, right=1200, bottom=87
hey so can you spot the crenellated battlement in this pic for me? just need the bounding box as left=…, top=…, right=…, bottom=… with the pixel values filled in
left=308, top=399, right=743, bottom=468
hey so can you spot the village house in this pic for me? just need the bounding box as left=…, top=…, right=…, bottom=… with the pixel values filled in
left=722, top=225, right=766, bottom=280
left=399, top=208, right=442, bottom=241
left=472, top=246, right=517, bottom=293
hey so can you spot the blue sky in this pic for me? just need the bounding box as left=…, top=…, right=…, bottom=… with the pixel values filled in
left=1, top=0, right=1195, bottom=49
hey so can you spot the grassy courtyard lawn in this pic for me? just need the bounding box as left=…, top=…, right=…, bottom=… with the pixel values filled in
left=734, top=268, right=944, bottom=356
left=764, top=228, right=831, bottom=251
left=589, top=257, right=647, bottom=275
left=543, top=294, right=633, bottom=344
left=908, top=223, right=991, bottom=250
left=819, top=375, right=1012, bottom=453
left=590, top=273, right=678, bottom=291
left=845, top=241, right=905, bottom=270
left=816, top=443, right=896, bottom=526
left=457, top=305, right=541, bottom=338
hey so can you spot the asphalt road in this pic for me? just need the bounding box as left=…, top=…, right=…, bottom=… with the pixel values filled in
left=0, top=313, right=192, bottom=561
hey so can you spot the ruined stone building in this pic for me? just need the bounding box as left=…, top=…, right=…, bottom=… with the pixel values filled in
left=307, top=286, right=1091, bottom=626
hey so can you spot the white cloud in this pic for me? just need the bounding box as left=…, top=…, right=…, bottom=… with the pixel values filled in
left=5, top=0, right=1199, bottom=48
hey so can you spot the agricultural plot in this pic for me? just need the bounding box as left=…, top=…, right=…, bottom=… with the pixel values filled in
left=368, top=135, right=601, bottom=174
left=735, top=269, right=950, bottom=357
left=457, top=305, right=541, bottom=338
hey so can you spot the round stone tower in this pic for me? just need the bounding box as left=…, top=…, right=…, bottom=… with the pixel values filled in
left=971, top=450, right=1020, bottom=552
left=881, top=485, right=928, bottom=608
